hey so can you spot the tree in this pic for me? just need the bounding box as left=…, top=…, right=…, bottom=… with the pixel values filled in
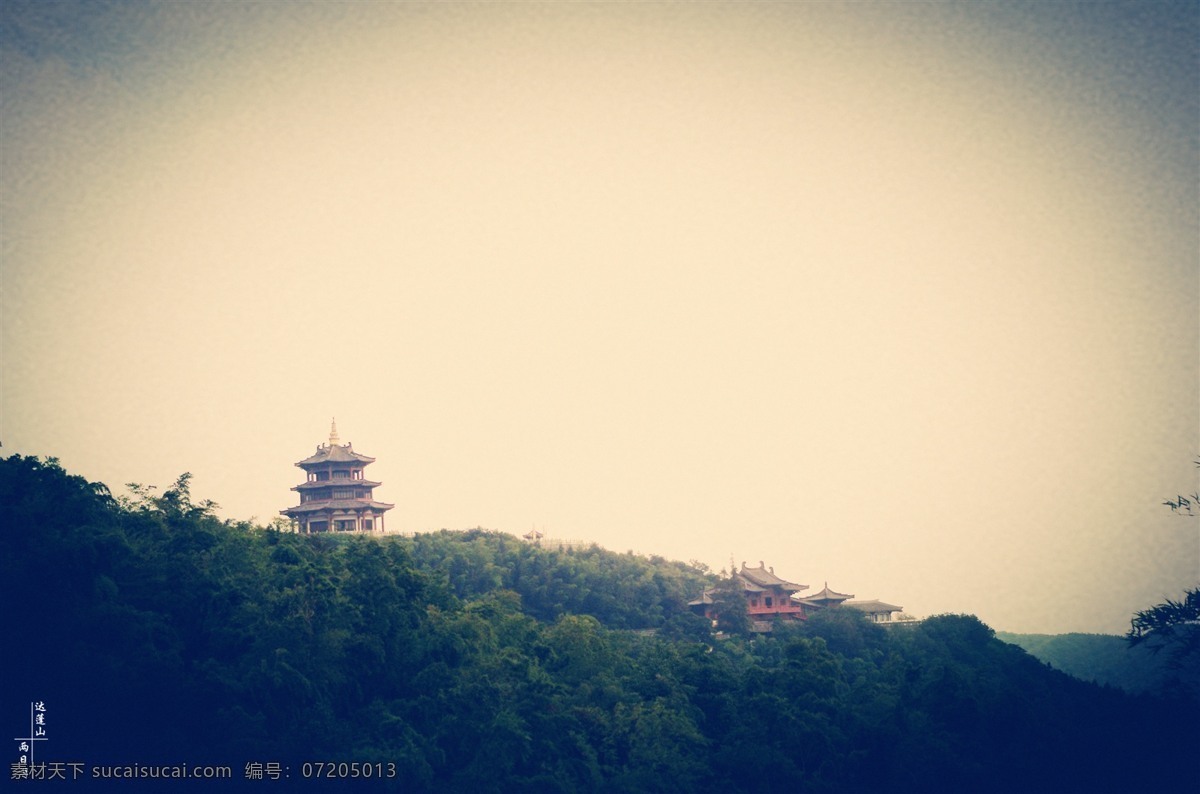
left=708, top=575, right=751, bottom=635
left=1124, top=457, right=1200, bottom=695
left=1161, top=456, right=1200, bottom=515
left=800, top=604, right=887, bottom=659
left=120, top=472, right=219, bottom=520
left=1126, top=587, right=1200, bottom=696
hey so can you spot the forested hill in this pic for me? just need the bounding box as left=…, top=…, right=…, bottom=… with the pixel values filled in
left=996, top=631, right=1173, bottom=694
left=3, top=455, right=1195, bottom=792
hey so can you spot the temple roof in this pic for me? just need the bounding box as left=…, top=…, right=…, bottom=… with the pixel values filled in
left=688, top=562, right=808, bottom=604
left=739, top=561, right=807, bottom=593
left=281, top=499, right=394, bottom=515
left=800, top=582, right=855, bottom=604
left=295, top=443, right=376, bottom=467
left=844, top=599, right=903, bottom=614
left=293, top=479, right=381, bottom=491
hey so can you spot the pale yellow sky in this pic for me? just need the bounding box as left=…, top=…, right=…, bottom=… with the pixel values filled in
left=3, top=1, right=1196, bottom=634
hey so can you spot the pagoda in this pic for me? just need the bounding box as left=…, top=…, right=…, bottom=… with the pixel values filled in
left=281, top=420, right=394, bottom=533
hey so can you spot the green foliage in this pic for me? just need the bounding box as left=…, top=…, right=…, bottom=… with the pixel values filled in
left=1125, top=460, right=1200, bottom=696
left=1127, top=588, right=1200, bottom=649
left=798, top=604, right=887, bottom=660
left=400, top=529, right=713, bottom=629
left=708, top=574, right=751, bottom=635
left=2, top=453, right=1196, bottom=792
left=1125, top=588, right=1200, bottom=698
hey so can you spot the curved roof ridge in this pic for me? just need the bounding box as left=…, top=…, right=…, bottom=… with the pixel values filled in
left=808, top=582, right=855, bottom=600
left=738, top=561, right=807, bottom=592
left=295, top=443, right=376, bottom=466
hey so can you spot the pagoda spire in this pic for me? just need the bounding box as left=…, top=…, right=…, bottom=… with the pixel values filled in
left=329, top=417, right=340, bottom=446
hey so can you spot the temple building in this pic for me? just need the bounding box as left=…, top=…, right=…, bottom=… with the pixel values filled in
left=844, top=599, right=905, bottom=623
left=690, top=563, right=906, bottom=631
left=690, top=561, right=809, bottom=629
left=281, top=420, right=394, bottom=534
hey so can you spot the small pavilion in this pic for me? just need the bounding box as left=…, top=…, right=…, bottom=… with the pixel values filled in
left=798, top=582, right=855, bottom=610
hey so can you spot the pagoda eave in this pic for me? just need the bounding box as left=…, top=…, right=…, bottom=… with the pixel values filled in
left=292, top=479, right=382, bottom=491
left=283, top=500, right=394, bottom=515
left=295, top=450, right=376, bottom=467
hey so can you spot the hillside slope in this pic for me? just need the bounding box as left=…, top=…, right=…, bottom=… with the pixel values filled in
left=3, top=454, right=1195, bottom=792
left=996, top=631, right=1172, bottom=694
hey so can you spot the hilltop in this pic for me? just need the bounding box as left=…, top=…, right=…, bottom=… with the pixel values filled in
left=2, top=454, right=1195, bottom=792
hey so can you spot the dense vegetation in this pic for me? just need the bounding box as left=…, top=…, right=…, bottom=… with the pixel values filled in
left=3, top=455, right=1195, bottom=792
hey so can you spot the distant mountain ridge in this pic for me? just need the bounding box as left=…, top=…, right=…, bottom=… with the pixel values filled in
left=997, top=631, right=1171, bottom=694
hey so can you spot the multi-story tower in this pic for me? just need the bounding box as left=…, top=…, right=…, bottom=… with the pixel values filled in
left=281, top=420, right=393, bottom=533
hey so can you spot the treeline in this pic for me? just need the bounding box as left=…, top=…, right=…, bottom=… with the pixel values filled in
left=403, top=529, right=714, bottom=633
left=2, top=455, right=1195, bottom=792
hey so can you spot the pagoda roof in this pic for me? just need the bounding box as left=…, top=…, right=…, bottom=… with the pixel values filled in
left=801, top=582, right=855, bottom=604
left=282, top=499, right=394, bottom=515
left=295, top=443, right=376, bottom=467
left=293, top=479, right=381, bottom=491
left=844, top=599, right=903, bottom=614
left=739, top=561, right=807, bottom=593
left=735, top=577, right=767, bottom=593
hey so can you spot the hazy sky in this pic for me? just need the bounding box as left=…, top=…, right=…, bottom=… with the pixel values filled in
left=3, top=0, right=1196, bottom=634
